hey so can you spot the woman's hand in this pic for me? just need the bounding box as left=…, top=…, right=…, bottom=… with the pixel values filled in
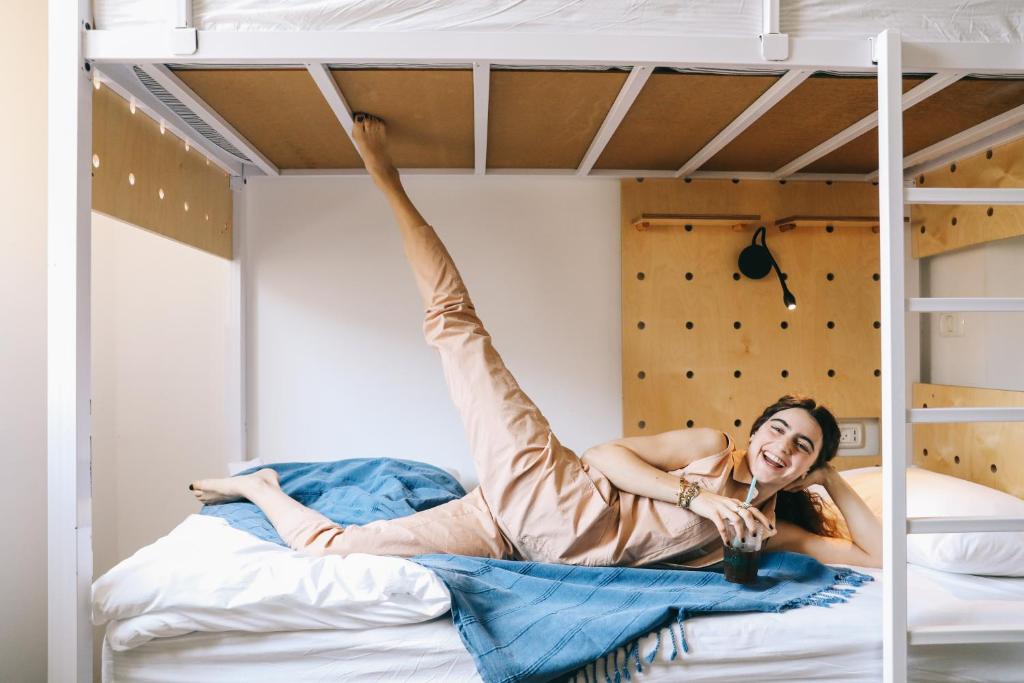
left=688, top=489, right=776, bottom=545
left=782, top=463, right=838, bottom=492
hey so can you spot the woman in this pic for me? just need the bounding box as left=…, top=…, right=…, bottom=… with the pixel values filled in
left=191, top=115, right=882, bottom=569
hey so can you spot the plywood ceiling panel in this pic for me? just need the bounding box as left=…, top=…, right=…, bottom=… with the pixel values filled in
left=806, top=77, right=1024, bottom=174
left=594, top=72, right=779, bottom=171
left=703, top=75, right=927, bottom=173
left=174, top=68, right=361, bottom=169
left=487, top=70, right=627, bottom=169
left=330, top=69, right=474, bottom=168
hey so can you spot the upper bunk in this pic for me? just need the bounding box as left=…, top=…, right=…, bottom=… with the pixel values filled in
left=84, top=1, right=1024, bottom=181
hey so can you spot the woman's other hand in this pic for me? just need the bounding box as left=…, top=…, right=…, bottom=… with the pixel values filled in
left=781, top=463, right=838, bottom=492
left=688, top=490, right=776, bottom=545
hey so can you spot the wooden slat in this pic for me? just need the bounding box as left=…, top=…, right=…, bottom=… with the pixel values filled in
left=705, top=75, right=927, bottom=173
left=911, top=135, right=1024, bottom=258
left=808, top=77, right=1024, bottom=174
left=913, top=383, right=1024, bottom=499
left=633, top=213, right=761, bottom=230
left=488, top=70, right=626, bottom=169
left=621, top=178, right=882, bottom=459
left=595, top=72, right=779, bottom=171
left=92, top=82, right=232, bottom=259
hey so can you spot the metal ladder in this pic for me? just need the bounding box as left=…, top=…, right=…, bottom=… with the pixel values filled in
left=876, top=29, right=1024, bottom=683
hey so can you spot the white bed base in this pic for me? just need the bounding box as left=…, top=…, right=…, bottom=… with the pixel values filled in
left=51, top=0, right=1024, bottom=680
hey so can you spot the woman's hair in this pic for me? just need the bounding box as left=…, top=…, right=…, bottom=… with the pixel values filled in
left=749, top=394, right=843, bottom=538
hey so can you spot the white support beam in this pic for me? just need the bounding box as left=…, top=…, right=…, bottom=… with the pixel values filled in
left=909, top=407, right=1024, bottom=423
left=305, top=62, right=356, bottom=139
left=876, top=28, right=909, bottom=683
left=904, top=187, right=1024, bottom=205
left=473, top=61, right=490, bottom=175
left=910, top=625, right=1024, bottom=646
left=48, top=3, right=93, bottom=681
left=908, top=297, right=1024, bottom=312
left=774, top=72, right=964, bottom=178
left=138, top=64, right=279, bottom=176
left=577, top=65, right=652, bottom=176
left=876, top=103, right=1024, bottom=179
left=675, top=69, right=811, bottom=178
left=908, top=516, right=1024, bottom=533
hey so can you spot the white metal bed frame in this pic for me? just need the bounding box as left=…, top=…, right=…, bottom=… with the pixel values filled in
left=50, top=0, right=1024, bottom=680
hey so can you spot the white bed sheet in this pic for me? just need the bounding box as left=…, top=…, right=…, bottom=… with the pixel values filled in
left=105, top=563, right=1024, bottom=683
left=93, top=0, right=1024, bottom=43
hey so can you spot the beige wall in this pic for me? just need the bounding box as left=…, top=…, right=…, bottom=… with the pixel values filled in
left=0, top=1, right=47, bottom=681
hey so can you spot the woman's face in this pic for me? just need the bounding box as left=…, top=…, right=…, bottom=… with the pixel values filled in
left=746, top=408, right=823, bottom=485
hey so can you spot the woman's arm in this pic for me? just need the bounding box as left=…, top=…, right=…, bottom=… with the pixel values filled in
left=770, top=466, right=882, bottom=568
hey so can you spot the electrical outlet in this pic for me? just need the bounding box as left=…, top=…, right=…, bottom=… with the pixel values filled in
left=939, top=314, right=965, bottom=338
left=838, top=422, right=864, bottom=449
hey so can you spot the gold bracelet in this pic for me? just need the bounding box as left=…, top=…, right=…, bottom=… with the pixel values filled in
left=677, top=477, right=701, bottom=509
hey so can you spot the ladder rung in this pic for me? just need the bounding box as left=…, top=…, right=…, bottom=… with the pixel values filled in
left=910, top=624, right=1024, bottom=646
left=908, top=297, right=1024, bottom=312
left=905, top=187, right=1024, bottom=205
left=908, top=516, right=1024, bottom=533
left=909, top=407, right=1024, bottom=423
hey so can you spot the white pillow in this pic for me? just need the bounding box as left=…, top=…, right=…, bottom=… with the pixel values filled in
left=835, top=466, right=1024, bottom=577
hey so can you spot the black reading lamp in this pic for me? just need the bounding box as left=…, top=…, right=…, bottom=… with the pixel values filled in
left=738, top=226, right=797, bottom=310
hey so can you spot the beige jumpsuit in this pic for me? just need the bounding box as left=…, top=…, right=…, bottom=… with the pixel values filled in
left=274, top=222, right=776, bottom=568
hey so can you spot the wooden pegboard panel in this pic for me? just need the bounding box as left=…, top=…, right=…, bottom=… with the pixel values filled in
left=175, top=68, right=361, bottom=169
left=487, top=70, right=626, bottom=169
left=92, top=82, right=232, bottom=259
left=622, top=178, right=881, bottom=467
left=911, top=136, right=1024, bottom=258
left=913, top=383, right=1024, bottom=499
left=704, top=75, right=927, bottom=173
left=331, top=69, right=474, bottom=168
left=807, top=77, right=1024, bottom=174
left=593, top=72, right=778, bottom=171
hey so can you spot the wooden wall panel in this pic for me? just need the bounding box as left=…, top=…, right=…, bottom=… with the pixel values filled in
left=331, top=69, right=474, bottom=168
left=92, top=83, right=232, bottom=259
left=913, top=383, right=1024, bottom=499
left=488, top=70, right=626, bottom=169
left=175, top=68, right=361, bottom=169
left=594, top=72, right=778, bottom=171
left=705, top=75, right=926, bottom=173
left=622, top=179, right=881, bottom=468
left=911, top=136, right=1024, bottom=257
left=807, top=77, right=1024, bottom=174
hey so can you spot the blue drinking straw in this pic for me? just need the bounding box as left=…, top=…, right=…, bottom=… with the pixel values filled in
left=744, top=477, right=758, bottom=506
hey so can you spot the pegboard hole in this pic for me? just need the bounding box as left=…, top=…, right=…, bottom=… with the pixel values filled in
left=918, top=174, right=925, bottom=185
left=987, top=207, right=994, bottom=217
left=685, top=370, right=694, bottom=379
left=684, top=225, right=693, bottom=232
left=873, top=321, right=881, bottom=329
left=686, top=420, right=695, bottom=428
left=873, top=369, right=881, bottom=377
left=950, top=163, right=957, bottom=173
left=637, top=371, right=646, bottom=380
left=636, top=272, right=645, bottom=280
left=731, top=178, right=740, bottom=184
left=779, top=179, right=787, bottom=185
left=825, top=225, right=834, bottom=233
left=781, top=369, right=789, bottom=378
left=923, top=448, right=928, bottom=456
left=986, top=149, right=993, bottom=160
left=684, top=178, right=692, bottom=184
left=733, top=321, right=742, bottom=330
left=685, top=272, right=694, bottom=281
left=732, top=272, right=741, bottom=281
left=733, top=370, right=742, bottom=378
left=954, top=455, right=961, bottom=465
left=920, top=225, right=926, bottom=234
left=827, top=369, right=836, bottom=378
left=826, top=321, right=835, bottom=329
left=991, top=464, right=998, bottom=473
left=826, top=272, right=835, bottom=281
left=734, top=419, right=742, bottom=427
left=637, top=321, right=645, bottom=330
left=781, top=272, right=788, bottom=281
left=873, top=273, right=880, bottom=281
left=638, top=421, right=646, bottom=429
left=923, top=403, right=928, bottom=408
left=128, top=172, right=136, bottom=186
left=951, top=216, right=957, bottom=226
left=780, top=321, right=789, bottom=330
left=685, top=321, right=694, bottom=330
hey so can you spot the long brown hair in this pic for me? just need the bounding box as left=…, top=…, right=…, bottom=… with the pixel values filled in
left=749, top=395, right=843, bottom=538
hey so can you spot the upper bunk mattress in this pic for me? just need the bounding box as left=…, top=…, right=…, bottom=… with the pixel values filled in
left=93, top=0, right=1024, bottom=43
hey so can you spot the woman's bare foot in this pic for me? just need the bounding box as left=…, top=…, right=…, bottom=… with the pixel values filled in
left=351, top=114, right=400, bottom=189
left=189, top=468, right=280, bottom=505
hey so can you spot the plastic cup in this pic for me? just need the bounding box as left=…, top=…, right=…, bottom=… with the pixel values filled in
left=722, top=525, right=764, bottom=584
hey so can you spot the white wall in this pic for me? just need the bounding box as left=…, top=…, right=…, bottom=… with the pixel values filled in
left=243, top=176, right=622, bottom=487
left=0, top=1, right=47, bottom=680
left=923, top=236, right=1024, bottom=390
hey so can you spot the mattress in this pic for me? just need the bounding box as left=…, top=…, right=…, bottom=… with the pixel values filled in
left=104, top=563, right=1024, bottom=683
left=93, top=0, right=1024, bottom=43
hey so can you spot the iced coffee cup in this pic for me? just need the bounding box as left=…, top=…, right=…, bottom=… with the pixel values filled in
left=722, top=524, right=764, bottom=584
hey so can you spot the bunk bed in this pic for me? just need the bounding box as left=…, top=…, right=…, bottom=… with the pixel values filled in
left=49, top=1, right=1024, bottom=681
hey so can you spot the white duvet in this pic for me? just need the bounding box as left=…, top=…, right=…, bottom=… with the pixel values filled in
left=92, top=515, right=452, bottom=651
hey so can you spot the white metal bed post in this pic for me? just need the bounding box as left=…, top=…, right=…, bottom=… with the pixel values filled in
left=876, top=29, right=909, bottom=683
left=48, top=1, right=94, bottom=680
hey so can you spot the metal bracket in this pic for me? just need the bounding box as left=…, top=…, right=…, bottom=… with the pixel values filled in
left=870, top=36, right=878, bottom=64
left=229, top=175, right=246, bottom=192
left=169, top=27, right=198, bottom=55
left=760, top=32, right=790, bottom=61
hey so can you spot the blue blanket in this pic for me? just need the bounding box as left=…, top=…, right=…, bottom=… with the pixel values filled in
left=204, top=459, right=873, bottom=683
